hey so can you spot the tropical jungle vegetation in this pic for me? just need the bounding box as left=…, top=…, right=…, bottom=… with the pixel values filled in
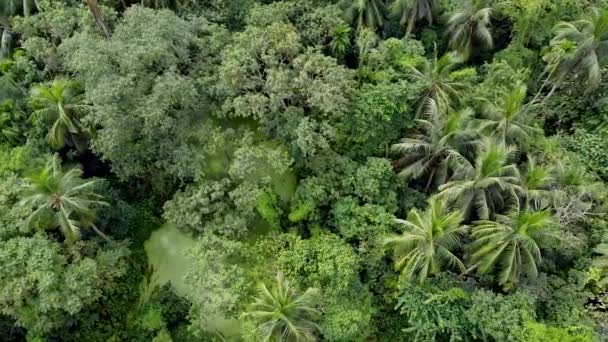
left=2, top=0, right=608, bottom=341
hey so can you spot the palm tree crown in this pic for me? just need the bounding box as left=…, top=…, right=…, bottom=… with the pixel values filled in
left=242, top=272, right=321, bottom=342
left=477, top=82, right=542, bottom=147
left=392, top=99, right=477, bottom=191
left=445, top=0, right=493, bottom=59
left=390, top=0, right=439, bottom=36
left=347, top=0, right=385, bottom=31
left=384, top=197, right=467, bottom=282
left=550, top=7, right=608, bottom=88
left=469, top=208, right=557, bottom=289
left=29, top=78, right=87, bottom=150
left=409, top=51, right=465, bottom=114
left=20, top=154, right=109, bottom=243
left=520, top=157, right=554, bottom=210
left=439, top=139, right=521, bottom=220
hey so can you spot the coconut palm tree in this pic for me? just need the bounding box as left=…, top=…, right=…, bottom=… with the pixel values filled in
left=409, top=51, right=465, bottom=114
left=347, top=0, right=385, bottom=31
left=438, top=139, right=522, bottom=220
left=29, top=78, right=87, bottom=150
left=445, top=0, right=493, bottom=59
left=392, top=99, right=477, bottom=191
left=20, top=154, right=110, bottom=243
left=242, top=272, right=321, bottom=342
left=477, top=82, right=542, bottom=147
left=546, top=8, right=608, bottom=92
left=384, top=197, right=467, bottom=282
left=519, top=157, right=554, bottom=210
left=389, top=0, right=439, bottom=36
left=0, top=99, right=22, bottom=145
left=469, top=208, right=558, bottom=289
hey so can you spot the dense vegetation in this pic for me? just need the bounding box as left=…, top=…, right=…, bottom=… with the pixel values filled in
left=2, top=0, right=608, bottom=341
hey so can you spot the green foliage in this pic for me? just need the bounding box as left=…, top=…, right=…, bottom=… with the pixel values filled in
left=276, top=232, right=359, bottom=298
left=2, top=0, right=608, bottom=339
left=61, top=7, right=229, bottom=183
left=337, top=82, right=417, bottom=160
left=566, top=129, right=608, bottom=181
left=466, top=290, right=534, bottom=341
left=0, top=99, right=24, bottom=145
left=524, top=321, right=596, bottom=342
left=395, top=277, right=471, bottom=341
left=0, top=235, right=129, bottom=333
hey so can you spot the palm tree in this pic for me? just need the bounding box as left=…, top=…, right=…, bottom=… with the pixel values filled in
left=438, top=139, right=521, bottom=220
left=19, top=154, right=110, bottom=243
left=330, top=23, right=351, bottom=58
left=347, top=0, right=385, bottom=31
left=469, top=208, right=558, bottom=289
left=445, top=0, right=493, bottom=59
left=0, top=99, right=22, bottom=144
left=477, top=82, right=542, bottom=147
left=384, top=197, right=467, bottom=282
left=242, top=272, right=321, bottom=342
left=392, top=99, right=477, bottom=191
left=541, top=7, right=608, bottom=97
left=29, top=78, right=87, bottom=150
left=390, top=0, right=439, bottom=36
left=409, top=51, right=465, bottom=114
left=519, top=157, right=554, bottom=210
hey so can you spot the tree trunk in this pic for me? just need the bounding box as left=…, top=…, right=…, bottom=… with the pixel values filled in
left=91, top=223, right=112, bottom=244
left=23, top=0, right=29, bottom=16
left=0, top=21, right=11, bottom=59
left=542, top=84, right=559, bottom=104
left=85, top=0, right=111, bottom=38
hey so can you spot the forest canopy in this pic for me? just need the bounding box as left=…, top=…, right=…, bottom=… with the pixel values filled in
left=1, top=0, right=608, bottom=341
